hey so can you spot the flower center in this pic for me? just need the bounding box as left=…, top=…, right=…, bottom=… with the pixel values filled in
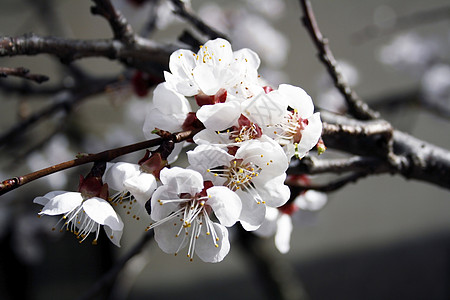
left=207, top=159, right=262, bottom=195
left=272, top=109, right=309, bottom=144
left=146, top=191, right=220, bottom=261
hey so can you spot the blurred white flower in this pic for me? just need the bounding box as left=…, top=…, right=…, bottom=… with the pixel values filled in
left=421, top=63, right=450, bottom=108
left=378, top=33, right=442, bottom=76
left=255, top=190, right=327, bottom=253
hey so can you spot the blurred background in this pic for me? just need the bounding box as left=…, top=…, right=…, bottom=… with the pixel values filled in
left=0, top=0, right=449, bottom=299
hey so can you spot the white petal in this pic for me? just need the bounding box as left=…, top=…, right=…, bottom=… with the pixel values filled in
left=193, top=129, right=228, bottom=145
left=167, top=143, right=184, bottom=164
left=297, top=113, right=322, bottom=158
left=153, top=82, right=191, bottom=115
left=159, top=167, right=204, bottom=195
left=255, top=174, right=290, bottom=208
left=124, top=172, right=157, bottom=205
left=154, top=220, right=188, bottom=254
left=274, top=214, right=293, bottom=254
left=187, top=145, right=233, bottom=182
left=232, top=48, right=261, bottom=71
left=207, top=186, right=242, bottom=227
left=104, top=217, right=124, bottom=247
left=40, top=192, right=83, bottom=215
left=150, top=185, right=180, bottom=221
left=254, top=207, right=279, bottom=237
left=238, top=191, right=266, bottom=231
left=33, top=190, right=67, bottom=206
left=196, top=101, right=241, bottom=131
left=295, top=190, right=328, bottom=211
left=242, top=90, right=287, bottom=126
left=82, top=197, right=123, bottom=231
left=164, top=71, right=199, bottom=96
left=199, top=38, right=233, bottom=67
left=195, top=222, right=230, bottom=263
left=278, top=84, right=314, bottom=118
left=143, top=107, right=185, bottom=138
left=193, top=64, right=221, bottom=95
left=236, top=137, right=288, bottom=179
left=103, top=162, right=141, bottom=192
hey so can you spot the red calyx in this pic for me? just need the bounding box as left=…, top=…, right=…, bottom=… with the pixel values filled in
left=278, top=203, right=299, bottom=215
left=140, top=152, right=167, bottom=179
left=195, top=88, right=227, bottom=106
left=131, top=71, right=163, bottom=97
left=78, top=175, right=109, bottom=200
left=182, top=112, right=204, bottom=132
left=263, top=86, right=274, bottom=94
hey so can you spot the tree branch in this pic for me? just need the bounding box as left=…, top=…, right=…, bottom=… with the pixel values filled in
left=0, top=128, right=200, bottom=196
left=0, top=34, right=172, bottom=73
left=0, top=76, right=119, bottom=147
left=290, top=172, right=371, bottom=194
left=299, top=0, right=379, bottom=120
left=0, top=66, right=49, bottom=83
left=91, top=0, right=135, bottom=45
left=288, top=155, right=390, bottom=175
left=319, top=112, right=450, bottom=189
left=77, top=230, right=154, bottom=300
left=170, top=0, right=229, bottom=41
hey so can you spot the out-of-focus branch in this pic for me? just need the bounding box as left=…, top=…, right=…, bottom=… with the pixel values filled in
left=0, top=128, right=201, bottom=196
left=237, top=227, right=310, bottom=300
left=299, top=0, right=379, bottom=120
left=370, top=88, right=450, bottom=120
left=288, top=156, right=390, bottom=175
left=0, top=76, right=119, bottom=147
left=170, top=0, right=228, bottom=40
left=0, top=66, right=49, bottom=83
left=352, top=5, right=450, bottom=44
left=77, top=230, right=154, bottom=300
left=290, top=172, right=371, bottom=194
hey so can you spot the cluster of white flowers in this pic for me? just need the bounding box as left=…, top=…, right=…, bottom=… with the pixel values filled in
left=33, top=38, right=324, bottom=263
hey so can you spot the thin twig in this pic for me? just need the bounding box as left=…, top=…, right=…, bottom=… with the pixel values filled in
left=291, top=172, right=371, bottom=193
left=0, top=66, right=49, bottom=83
left=0, top=76, right=118, bottom=147
left=170, top=0, right=228, bottom=40
left=0, top=128, right=200, bottom=196
left=91, top=0, right=136, bottom=45
left=299, top=0, right=379, bottom=120
left=288, top=155, right=390, bottom=175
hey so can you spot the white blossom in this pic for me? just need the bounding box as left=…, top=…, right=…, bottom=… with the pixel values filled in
left=103, top=162, right=157, bottom=220
left=33, top=191, right=124, bottom=247
left=147, top=167, right=241, bottom=262
left=188, top=137, right=290, bottom=231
